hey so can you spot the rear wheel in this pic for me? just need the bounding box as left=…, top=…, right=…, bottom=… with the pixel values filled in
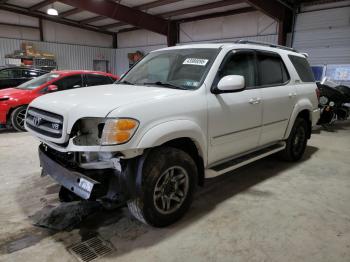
left=10, top=105, right=27, bottom=132
left=280, top=117, right=308, bottom=161
left=127, top=147, right=197, bottom=227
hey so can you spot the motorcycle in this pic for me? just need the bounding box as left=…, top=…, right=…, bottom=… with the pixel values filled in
left=317, top=77, right=350, bottom=126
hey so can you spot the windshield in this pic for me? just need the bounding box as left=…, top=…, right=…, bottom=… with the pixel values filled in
left=16, top=73, right=61, bottom=90
left=120, top=48, right=219, bottom=90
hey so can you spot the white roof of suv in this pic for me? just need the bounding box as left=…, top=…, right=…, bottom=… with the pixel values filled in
left=155, top=41, right=306, bottom=58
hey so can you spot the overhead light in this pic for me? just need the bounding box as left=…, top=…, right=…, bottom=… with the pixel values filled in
left=47, top=8, right=58, bottom=16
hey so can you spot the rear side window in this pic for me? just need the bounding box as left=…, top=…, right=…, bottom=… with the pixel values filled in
left=257, top=52, right=290, bottom=86
left=55, top=74, right=83, bottom=90
left=288, top=55, right=314, bottom=82
left=86, top=74, right=113, bottom=86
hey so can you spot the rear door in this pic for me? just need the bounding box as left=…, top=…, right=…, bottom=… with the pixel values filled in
left=84, top=74, right=114, bottom=87
left=257, top=51, right=296, bottom=146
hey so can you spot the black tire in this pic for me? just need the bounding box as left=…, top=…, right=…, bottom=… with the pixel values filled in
left=280, top=117, right=308, bottom=161
left=58, top=186, right=82, bottom=202
left=10, top=105, right=27, bottom=132
left=127, top=147, right=197, bottom=227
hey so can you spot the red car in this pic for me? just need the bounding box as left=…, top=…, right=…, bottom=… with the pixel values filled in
left=0, top=70, right=119, bottom=131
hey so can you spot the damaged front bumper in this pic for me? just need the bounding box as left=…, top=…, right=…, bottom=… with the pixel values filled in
left=38, top=144, right=137, bottom=202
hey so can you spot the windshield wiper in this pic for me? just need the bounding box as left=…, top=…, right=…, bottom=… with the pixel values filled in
left=118, top=80, right=134, bottom=85
left=143, top=81, right=186, bottom=90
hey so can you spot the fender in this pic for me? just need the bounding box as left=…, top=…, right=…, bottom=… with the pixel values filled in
left=283, top=98, right=313, bottom=139
left=136, top=119, right=207, bottom=164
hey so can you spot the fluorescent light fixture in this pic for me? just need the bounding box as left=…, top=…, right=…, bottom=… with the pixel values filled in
left=47, top=8, right=58, bottom=16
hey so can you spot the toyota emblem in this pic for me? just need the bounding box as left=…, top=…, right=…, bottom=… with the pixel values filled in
left=33, top=116, right=42, bottom=126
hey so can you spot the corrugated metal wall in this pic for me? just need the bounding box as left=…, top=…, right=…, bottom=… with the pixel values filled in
left=0, top=37, right=117, bottom=74
left=179, top=11, right=278, bottom=44
left=292, top=6, right=350, bottom=65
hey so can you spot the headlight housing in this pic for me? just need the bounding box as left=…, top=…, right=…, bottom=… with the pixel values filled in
left=101, top=118, right=139, bottom=145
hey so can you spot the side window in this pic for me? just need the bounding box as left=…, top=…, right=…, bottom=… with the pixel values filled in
left=22, top=70, right=39, bottom=78
left=54, top=74, right=83, bottom=91
left=217, top=51, right=256, bottom=88
left=288, top=55, right=315, bottom=82
left=257, top=52, right=290, bottom=86
left=85, top=74, right=113, bottom=86
left=0, top=69, right=10, bottom=78
left=10, top=69, right=22, bottom=78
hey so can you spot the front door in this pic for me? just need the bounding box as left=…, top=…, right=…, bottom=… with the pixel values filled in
left=207, top=50, right=262, bottom=165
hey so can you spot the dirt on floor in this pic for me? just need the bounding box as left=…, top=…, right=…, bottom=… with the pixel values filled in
left=0, top=122, right=349, bottom=262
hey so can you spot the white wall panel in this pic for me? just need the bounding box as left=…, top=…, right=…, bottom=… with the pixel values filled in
left=0, top=25, right=40, bottom=40
left=0, top=10, right=38, bottom=27
left=117, top=29, right=167, bottom=48
left=180, top=11, right=278, bottom=44
left=0, top=37, right=117, bottom=74
left=43, top=20, right=113, bottom=48
left=292, top=6, right=350, bottom=65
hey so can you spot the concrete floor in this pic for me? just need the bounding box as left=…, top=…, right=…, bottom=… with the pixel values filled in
left=0, top=122, right=349, bottom=262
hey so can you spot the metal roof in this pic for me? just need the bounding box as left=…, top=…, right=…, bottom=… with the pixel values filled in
left=0, top=0, right=323, bottom=42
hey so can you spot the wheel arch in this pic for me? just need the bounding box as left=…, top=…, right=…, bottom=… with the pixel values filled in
left=136, top=120, right=207, bottom=186
left=284, top=101, right=313, bottom=140
left=7, top=104, right=28, bottom=125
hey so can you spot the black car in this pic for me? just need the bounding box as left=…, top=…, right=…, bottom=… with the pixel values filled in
left=0, top=67, right=49, bottom=90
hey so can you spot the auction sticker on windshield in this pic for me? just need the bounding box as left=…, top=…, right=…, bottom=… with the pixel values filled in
left=183, top=58, right=209, bottom=66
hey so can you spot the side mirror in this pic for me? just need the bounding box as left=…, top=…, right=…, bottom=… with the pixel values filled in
left=216, top=75, right=245, bottom=93
left=47, top=85, right=58, bottom=92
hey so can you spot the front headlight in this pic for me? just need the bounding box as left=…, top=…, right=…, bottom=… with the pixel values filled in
left=101, top=118, right=139, bottom=145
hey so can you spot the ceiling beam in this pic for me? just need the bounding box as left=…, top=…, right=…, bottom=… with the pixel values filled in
left=244, top=0, right=288, bottom=21
left=58, top=0, right=169, bottom=35
left=176, top=6, right=256, bottom=23
left=29, top=0, right=56, bottom=11
left=101, top=0, right=245, bottom=30
left=80, top=0, right=182, bottom=25
left=59, top=7, right=82, bottom=18
left=161, top=0, right=245, bottom=18
left=0, top=4, right=114, bottom=35
left=0, top=22, right=38, bottom=30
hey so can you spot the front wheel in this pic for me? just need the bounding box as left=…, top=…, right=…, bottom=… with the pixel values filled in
left=10, top=105, right=27, bottom=132
left=127, top=147, right=197, bottom=227
left=280, top=117, right=308, bottom=161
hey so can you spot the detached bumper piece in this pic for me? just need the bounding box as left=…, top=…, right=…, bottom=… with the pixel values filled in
left=39, top=147, right=101, bottom=200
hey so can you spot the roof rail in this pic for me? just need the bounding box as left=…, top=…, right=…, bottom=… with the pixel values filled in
left=235, top=40, right=298, bottom=53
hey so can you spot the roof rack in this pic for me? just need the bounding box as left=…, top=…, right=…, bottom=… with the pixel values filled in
left=235, top=40, right=298, bottom=53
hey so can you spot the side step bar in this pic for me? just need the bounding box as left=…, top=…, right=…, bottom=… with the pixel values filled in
left=205, top=142, right=286, bottom=178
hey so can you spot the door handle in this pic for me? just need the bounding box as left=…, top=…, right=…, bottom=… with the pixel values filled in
left=249, top=98, right=261, bottom=104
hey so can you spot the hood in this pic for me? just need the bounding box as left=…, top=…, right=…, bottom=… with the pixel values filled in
left=0, top=87, right=32, bottom=98
left=29, top=84, right=184, bottom=125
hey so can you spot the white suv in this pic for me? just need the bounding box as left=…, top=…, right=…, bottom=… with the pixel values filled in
left=25, top=41, right=320, bottom=227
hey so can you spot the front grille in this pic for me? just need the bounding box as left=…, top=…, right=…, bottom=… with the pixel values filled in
left=26, top=107, right=63, bottom=138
